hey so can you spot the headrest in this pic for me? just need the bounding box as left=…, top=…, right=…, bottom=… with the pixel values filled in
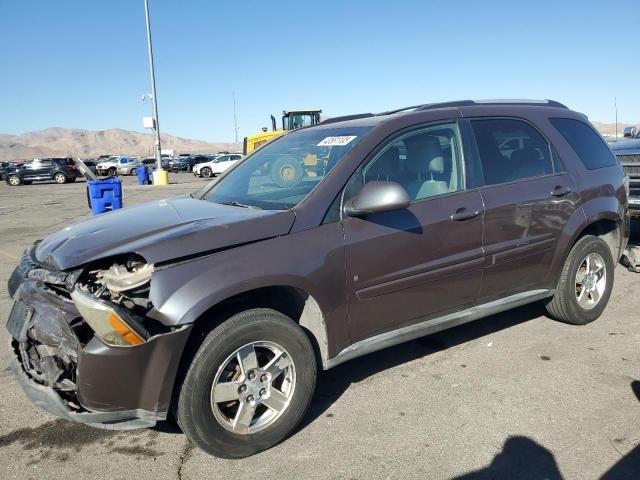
left=429, top=155, right=445, bottom=174
left=405, top=135, right=443, bottom=174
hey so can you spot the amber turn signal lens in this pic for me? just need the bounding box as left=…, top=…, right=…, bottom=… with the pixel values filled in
left=108, top=312, right=144, bottom=345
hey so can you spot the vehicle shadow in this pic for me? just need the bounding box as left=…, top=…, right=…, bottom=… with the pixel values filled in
left=300, top=301, right=547, bottom=429
left=452, top=435, right=563, bottom=479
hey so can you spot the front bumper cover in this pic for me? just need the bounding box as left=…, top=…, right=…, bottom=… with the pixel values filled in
left=6, top=247, right=193, bottom=430
left=10, top=352, right=162, bottom=430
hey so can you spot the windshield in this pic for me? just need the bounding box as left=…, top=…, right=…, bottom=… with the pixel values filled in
left=202, top=126, right=371, bottom=210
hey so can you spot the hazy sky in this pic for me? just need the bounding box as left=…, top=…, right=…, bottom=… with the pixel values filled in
left=1, top=0, right=638, bottom=142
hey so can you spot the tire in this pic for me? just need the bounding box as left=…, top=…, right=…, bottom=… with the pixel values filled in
left=108, top=167, right=117, bottom=177
left=270, top=157, right=303, bottom=188
left=201, top=167, right=212, bottom=178
left=7, top=174, right=22, bottom=186
left=545, top=235, right=614, bottom=325
left=54, top=172, right=67, bottom=184
left=177, top=308, right=316, bottom=458
left=130, top=168, right=136, bottom=175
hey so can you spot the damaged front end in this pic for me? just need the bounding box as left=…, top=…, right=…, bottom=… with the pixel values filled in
left=7, top=245, right=192, bottom=430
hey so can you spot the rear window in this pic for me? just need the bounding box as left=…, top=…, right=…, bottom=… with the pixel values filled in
left=550, top=118, right=616, bottom=169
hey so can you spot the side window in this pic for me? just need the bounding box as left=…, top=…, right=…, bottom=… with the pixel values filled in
left=39, top=160, right=53, bottom=167
left=360, top=123, right=464, bottom=202
left=471, top=118, right=556, bottom=186
left=549, top=117, right=616, bottom=170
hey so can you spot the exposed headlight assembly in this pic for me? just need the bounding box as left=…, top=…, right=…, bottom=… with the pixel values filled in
left=71, top=289, right=148, bottom=346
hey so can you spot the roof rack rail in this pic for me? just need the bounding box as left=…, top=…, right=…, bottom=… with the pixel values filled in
left=318, top=99, right=568, bottom=126
left=318, top=113, right=374, bottom=125
left=415, top=99, right=568, bottom=111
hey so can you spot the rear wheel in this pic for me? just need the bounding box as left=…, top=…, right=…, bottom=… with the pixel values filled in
left=545, top=235, right=614, bottom=325
left=130, top=168, right=136, bottom=175
left=54, top=172, right=67, bottom=184
left=7, top=174, right=22, bottom=186
left=201, top=167, right=212, bottom=178
left=177, top=309, right=316, bottom=458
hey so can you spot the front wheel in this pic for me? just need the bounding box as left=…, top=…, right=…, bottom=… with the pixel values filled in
left=108, top=167, right=117, bottom=176
left=54, top=172, right=67, bottom=184
left=7, top=174, right=22, bottom=186
left=201, top=167, right=212, bottom=178
left=176, top=309, right=316, bottom=458
left=545, top=235, right=614, bottom=325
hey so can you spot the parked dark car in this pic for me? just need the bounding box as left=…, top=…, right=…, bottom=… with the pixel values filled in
left=169, top=154, right=210, bottom=172
left=0, top=161, right=13, bottom=179
left=4, top=157, right=80, bottom=186
left=6, top=100, right=629, bottom=459
left=81, top=160, right=98, bottom=175
left=610, top=130, right=640, bottom=216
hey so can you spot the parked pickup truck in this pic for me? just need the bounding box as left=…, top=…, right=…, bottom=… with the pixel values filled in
left=96, top=156, right=132, bottom=176
left=610, top=128, right=640, bottom=215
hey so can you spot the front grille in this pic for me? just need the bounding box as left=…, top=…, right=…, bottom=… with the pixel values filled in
left=623, top=164, right=640, bottom=176
left=617, top=154, right=640, bottom=164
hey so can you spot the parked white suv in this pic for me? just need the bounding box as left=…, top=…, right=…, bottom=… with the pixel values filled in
left=97, top=156, right=132, bottom=176
left=193, top=154, right=242, bottom=178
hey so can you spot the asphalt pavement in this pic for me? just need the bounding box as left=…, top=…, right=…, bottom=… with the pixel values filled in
left=0, top=174, right=639, bottom=479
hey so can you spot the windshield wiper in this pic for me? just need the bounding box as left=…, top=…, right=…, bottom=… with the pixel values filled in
left=219, top=201, right=261, bottom=209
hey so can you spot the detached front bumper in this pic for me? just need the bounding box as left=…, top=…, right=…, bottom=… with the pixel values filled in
left=7, top=249, right=192, bottom=430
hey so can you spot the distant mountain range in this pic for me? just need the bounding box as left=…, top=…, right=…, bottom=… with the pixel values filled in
left=0, top=127, right=234, bottom=161
left=1, top=122, right=638, bottom=162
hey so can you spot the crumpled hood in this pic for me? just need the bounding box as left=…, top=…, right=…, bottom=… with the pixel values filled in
left=35, top=196, right=295, bottom=270
left=610, top=138, right=640, bottom=153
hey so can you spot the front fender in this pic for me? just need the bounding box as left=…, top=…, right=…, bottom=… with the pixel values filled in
left=146, top=222, right=350, bottom=359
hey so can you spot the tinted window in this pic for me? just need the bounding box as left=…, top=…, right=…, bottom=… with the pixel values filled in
left=550, top=118, right=616, bottom=170
left=471, top=119, right=556, bottom=186
left=347, top=122, right=464, bottom=203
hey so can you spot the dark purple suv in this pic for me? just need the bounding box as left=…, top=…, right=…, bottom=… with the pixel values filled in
left=6, top=100, right=630, bottom=458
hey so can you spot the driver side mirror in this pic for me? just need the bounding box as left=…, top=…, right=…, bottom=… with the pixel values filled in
left=343, top=181, right=411, bottom=218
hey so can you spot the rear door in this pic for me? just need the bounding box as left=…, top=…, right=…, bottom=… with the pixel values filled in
left=465, top=117, right=580, bottom=300
left=341, top=122, right=485, bottom=342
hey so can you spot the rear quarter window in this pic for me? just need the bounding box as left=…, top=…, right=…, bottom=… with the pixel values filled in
left=550, top=118, right=616, bottom=170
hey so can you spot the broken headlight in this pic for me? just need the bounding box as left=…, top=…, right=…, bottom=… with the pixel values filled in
left=71, top=289, right=146, bottom=346
left=72, top=254, right=160, bottom=347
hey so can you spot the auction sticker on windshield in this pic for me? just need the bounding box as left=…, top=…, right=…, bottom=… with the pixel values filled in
left=317, top=136, right=357, bottom=147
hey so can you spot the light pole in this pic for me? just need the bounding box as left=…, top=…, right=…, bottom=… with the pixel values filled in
left=232, top=91, right=239, bottom=152
left=143, top=0, right=164, bottom=179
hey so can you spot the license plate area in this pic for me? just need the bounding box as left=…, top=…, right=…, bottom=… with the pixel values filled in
left=7, top=301, right=33, bottom=342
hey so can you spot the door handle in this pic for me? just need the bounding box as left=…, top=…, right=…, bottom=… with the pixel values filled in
left=551, top=186, right=572, bottom=197
left=450, top=208, right=480, bottom=221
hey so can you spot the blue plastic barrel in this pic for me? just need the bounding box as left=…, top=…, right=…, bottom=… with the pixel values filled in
left=86, top=179, right=123, bottom=215
left=135, top=165, right=151, bottom=185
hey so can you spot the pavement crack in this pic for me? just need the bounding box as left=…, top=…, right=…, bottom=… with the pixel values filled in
left=176, top=439, right=194, bottom=480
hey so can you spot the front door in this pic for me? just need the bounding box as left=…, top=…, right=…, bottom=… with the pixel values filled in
left=467, top=117, right=580, bottom=300
left=341, top=122, right=485, bottom=342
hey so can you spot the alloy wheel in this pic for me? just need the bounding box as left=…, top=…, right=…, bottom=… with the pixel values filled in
left=8, top=175, right=20, bottom=186
left=210, top=341, right=296, bottom=435
left=202, top=168, right=212, bottom=178
left=575, top=252, right=606, bottom=310
left=54, top=173, right=66, bottom=184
